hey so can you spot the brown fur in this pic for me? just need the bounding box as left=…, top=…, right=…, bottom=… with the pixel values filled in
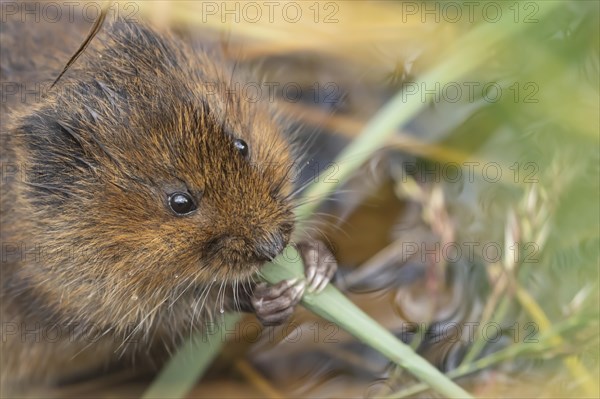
left=0, top=15, right=296, bottom=393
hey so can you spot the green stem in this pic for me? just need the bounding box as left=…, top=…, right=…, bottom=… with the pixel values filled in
left=461, top=297, right=511, bottom=365
left=261, top=253, right=472, bottom=399
left=141, top=313, right=241, bottom=399
left=387, top=315, right=587, bottom=399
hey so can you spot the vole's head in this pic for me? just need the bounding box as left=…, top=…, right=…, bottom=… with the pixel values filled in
left=14, top=20, right=296, bottom=314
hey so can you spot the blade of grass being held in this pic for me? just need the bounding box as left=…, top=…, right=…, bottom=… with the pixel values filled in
left=260, top=251, right=472, bottom=399
left=142, top=2, right=561, bottom=398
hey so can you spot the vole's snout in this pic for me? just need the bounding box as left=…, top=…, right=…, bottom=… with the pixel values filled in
left=204, top=221, right=293, bottom=265
left=254, top=236, right=286, bottom=262
left=254, top=223, right=292, bottom=262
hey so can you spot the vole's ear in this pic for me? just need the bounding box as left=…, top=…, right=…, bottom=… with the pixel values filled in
left=18, top=111, right=96, bottom=172
left=10, top=111, right=96, bottom=206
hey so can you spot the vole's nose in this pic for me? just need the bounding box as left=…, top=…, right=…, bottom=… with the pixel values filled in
left=253, top=224, right=292, bottom=262
left=254, top=235, right=287, bottom=262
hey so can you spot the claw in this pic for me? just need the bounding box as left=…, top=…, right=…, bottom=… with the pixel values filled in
left=308, top=272, right=324, bottom=293
left=316, top=276, right=329, bottom=293
left=306, top=266, right=316, bottom=284
left=298, top=240, right=337, bottom=294
left=291, top=280, right=306, bottom=300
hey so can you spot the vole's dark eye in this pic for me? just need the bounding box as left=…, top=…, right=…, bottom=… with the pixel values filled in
left=233, top=139, right=249, bottom=157
left=168, top=192, right=196, bottom=215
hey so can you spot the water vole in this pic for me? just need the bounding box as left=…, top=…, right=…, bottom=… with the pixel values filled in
left=0, top=14, right=336, bottom=394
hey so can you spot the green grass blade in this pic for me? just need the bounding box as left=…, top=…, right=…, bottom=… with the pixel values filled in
left=141, top=313, right=241, bottom=399
left=261, top=252, right=472, bottom=399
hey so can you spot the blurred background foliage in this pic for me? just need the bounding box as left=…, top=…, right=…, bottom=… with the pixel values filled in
left=50, top=0, right=599, bottom=397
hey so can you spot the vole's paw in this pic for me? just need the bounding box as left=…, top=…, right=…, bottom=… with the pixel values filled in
left=249, top=240, right=336, bottom=326
left=252, top=279, right=305, bottom=326
left=297, top=240, right=337, bottom=293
